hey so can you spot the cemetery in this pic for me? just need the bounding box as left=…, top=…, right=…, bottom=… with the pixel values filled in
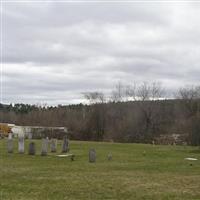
left=0, top=134, right=200, bottom=200
left=2, top=1, right=200, bottom=199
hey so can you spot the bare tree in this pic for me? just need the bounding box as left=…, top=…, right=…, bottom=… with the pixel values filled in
left=83, top=92, right=106, bottom=104
left=176, top=85, right=200, bottom=145
left=178, top=85, right=200, bottom=100
left=111, top=81, right=125, bottom=102
left=125, top=82, right=137, bottom=101
left=136, top=82, right=165, bottom=141
left=137, top=81, right=164, bottom=101
left=82, top=91, right=106, bottom=140
left=177, top=85, right=200, bottom=118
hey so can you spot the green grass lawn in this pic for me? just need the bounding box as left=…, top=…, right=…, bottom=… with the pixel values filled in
left=0, top=139, right=200, bottom=200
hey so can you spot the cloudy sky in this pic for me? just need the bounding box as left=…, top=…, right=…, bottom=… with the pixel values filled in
left=1, top=1, right=200, bottom=105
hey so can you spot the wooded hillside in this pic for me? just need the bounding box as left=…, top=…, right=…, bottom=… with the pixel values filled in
left=1, top=84, right=200, bottom=145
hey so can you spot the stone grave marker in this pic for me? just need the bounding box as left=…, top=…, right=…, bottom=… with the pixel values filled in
left=18, top=136, right=25, bottom=154
left=28, top=142, right=36, bottom=155
left=41, top=138, right=48, bottom=156
left=28, top=132, right=32, bottom=140
left=89, top=148, right=96, bottom=163
left=50, top=139, right=57, bottom=153
left=107, top=153, right=112, bottom=161
left=62, top=136, right=69, bottom=153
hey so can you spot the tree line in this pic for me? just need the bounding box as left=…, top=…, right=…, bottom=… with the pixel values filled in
left=1, top=82, right=200, bottom=145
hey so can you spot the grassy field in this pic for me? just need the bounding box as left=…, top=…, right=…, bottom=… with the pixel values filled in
left=0, top=139, right=200, bottom=200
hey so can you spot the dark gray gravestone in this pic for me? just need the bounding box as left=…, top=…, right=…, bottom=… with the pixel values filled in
left=7, top=138, right=13, bottom=153
left=18, top=136, right=25, bottom=154
left=62, top=136, right=69, bottom=153
left=50, top=139, right=57, bottom=153
left=28, top=142, right=36, bottom=155
left=41, top=138, right=48, bottom=156
left=89, top=148, right=96, bottom=163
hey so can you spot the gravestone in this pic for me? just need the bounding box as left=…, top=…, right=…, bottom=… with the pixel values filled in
left=62, top=136, right=69, bottom=153
left=7, top=138, right=13, bottom=153
left=89, top=148, right=96, bottom=163
left=41, top=138, right=48, bottom=156
left=18, top=136, right=25, bottom=154
left=50, top=139, right=57, bottom=153
left=107, top=153, right=112, bottom=161
left=28, top=132, right=32, bottom=140
left=28, top=142, right=36, bottom=155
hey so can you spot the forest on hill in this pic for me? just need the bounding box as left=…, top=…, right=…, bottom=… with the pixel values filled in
left=1, top=83, right=200, bottom=145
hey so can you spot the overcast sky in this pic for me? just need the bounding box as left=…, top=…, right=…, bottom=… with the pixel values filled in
left=1, top=1, right=200, bottom=105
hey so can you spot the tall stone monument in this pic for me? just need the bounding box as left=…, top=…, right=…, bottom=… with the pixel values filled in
left=62, top=135, right=69, bottom=153
left=41, top=138, right=48, bottom=156
left=18, top=136, right=25, bottom=154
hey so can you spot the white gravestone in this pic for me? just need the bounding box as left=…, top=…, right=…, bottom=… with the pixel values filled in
left=41, top=138, right=48, bottom=156
left=18, top=136, right=25, bottom=154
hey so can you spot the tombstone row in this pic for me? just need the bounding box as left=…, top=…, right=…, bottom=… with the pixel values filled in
left=7, top=136, right=69, bottom=156
left=7, top=135, right=110, bottom=163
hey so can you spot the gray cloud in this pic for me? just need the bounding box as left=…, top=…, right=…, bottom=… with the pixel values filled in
left=2, top=2, right=200, bottom=104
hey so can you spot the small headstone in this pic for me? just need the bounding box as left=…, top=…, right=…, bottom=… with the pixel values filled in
left=41, top=138, right=48, bottom=156
left=18, top=136, right=25, bottom=154
left=89, top=148, right=96, bottom=163
left=62, top=136, right=69, bottom=153
left=152, top=140, right=155, bottom=146
left=7, top=138, right=13, bottom=153
left=143, top=150, right=146, bottom=156
left=50, top=139, right=57, bottom=152
left=107, top=153, right=112, bottom=161
left=28, top=142, right=36, bottom=155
